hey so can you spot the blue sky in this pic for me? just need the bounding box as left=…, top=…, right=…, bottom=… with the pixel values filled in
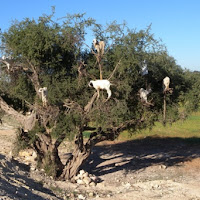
left=0, top=0, right=199, bottom=71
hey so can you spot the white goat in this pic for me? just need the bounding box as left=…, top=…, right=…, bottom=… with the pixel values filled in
left=89, top=80, right=111, bottom=101
left=141, top=60, right=148, bottom=76
left=93, top=39, right=105, bottom=56
left=1, top=55, right=11, bottom=70
left=163, top=76, right=170, bottom=93
left=38, top=87, right=48, bottom=107
left=139, top=88, right=152, bottom=103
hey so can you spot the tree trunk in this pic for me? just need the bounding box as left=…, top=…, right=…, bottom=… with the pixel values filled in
left=17, top=113, right=144, bottom=182
left=59, top=144, right=91, bottom=181
left=33, top=133, right=64, bottom=178
left=59, top=128, right=121, bottom=181
left=163, top=93, right=166, bottom=125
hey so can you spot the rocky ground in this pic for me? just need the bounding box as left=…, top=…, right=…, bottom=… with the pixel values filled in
left=0, top=122, right=200, bottom=200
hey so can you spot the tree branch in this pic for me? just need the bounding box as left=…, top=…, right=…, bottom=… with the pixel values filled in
left=84, top=92, right=98, bottom=113
left=26, top=59, right=41, bottom=96
left=0, top=96, right=36, bottom=131
left=85, top=117, right=145, bottom=149
left=83, top=42, right=97, bottom=56
left=108, top=57, right=123, bottom=80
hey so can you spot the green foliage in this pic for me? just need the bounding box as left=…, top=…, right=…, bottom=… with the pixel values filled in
left=11, top=74, right=35, bottom=103
left=0, top=11, right=199, bottom=145
left=13, top=128, right=36, bottom=154
left=179, top=71, right=200, bottom=112
left=51, top=112, right=81, bottom=141
left=42, top=151, right=58, bottom=178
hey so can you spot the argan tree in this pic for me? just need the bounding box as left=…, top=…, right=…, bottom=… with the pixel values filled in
left=0, top=12, right=192, bottom=181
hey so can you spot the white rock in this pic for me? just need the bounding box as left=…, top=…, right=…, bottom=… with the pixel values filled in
left=83, top=177, right=91, bottom=185
left=78, top=194, right=85, bottom=200
left=30, top=167, right=36, bottom=171
left=160, top=164, right=167, bottom=169
left=79, top=170, right=85, bottom=176
left=77, top=173, right=82, bottom=179
left=32, top=151, right=37, bottom=160
left=90, top=176, right=98, bottom=182
left=88, top=192, right=95, bottom=197
left=153, top=184, right=160, bottom=189
left=77, top=179, right=85, bottom=185
left=89, top=181, right=96, bottom=187
left=83, top=172, right=89, bottom=178
left=124, top=182, right=131, bottom=189
left=9, top=151, right=13, bottom=157
left=19, top=150, right=31, bottom=157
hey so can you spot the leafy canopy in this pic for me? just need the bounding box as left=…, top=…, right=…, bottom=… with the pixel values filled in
left=0, top=11, right=199, bottom=141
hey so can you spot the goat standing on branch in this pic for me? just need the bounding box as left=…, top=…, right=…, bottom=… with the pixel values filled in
left=141, top=60, right=148, bottom=76
left=139, top=87, right=152, bottom=105
left=89, top=80, right=112, bottom=101
left=0, top=55, right=12, bottom=70
left=38, top=87, right=48, bottom=107
left=93, top=39, right=105, bottom=56
left=163, top=76, right=173, bottom=94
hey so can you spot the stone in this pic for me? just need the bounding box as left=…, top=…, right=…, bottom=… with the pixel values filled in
left=79, top=169, right=85, bottom=176
left=32, top=151, right=37, bottom=160
left=77, top=179, right=85, bottom=185
left=88, top=192, right=95, bottom=197
left=90, top=176, right=98, bottom=182
left=77, top=173, right=82, bottom=179
left=124, top=182, right=131, bottom=189
left=19, top=150, right=31, bottom=157
left=83, top=177, right=91, bottom=185
left=30, top=167, right=36, bottom=171
left=160, top=164, right=167, bottom=169
left=78, top=194, right=85, bottom=200
left=83, top=172, right=89, bottom=178
left=89, top=181, right=96, bottom=187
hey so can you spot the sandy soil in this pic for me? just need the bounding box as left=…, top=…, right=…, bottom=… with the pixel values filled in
left=0, top=123, right=200, bottom=200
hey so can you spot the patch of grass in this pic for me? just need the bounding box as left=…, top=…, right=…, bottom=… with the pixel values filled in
left=83, top=131, right=91, bottom=138
left=75, top=112, right=200, bottom=142
left=50, top=186, right=63, bottom=194
left=118, top=111, right=200, bottom=141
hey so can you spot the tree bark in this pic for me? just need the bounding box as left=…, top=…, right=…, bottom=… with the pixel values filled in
left=26, top=59, right=41, bottom=96
left=33, top=133, right=64, bottom=177
left=59, top=128, right=119, bottom=181
left=58, top=129, right=89, bottom=180
left=0, top=96, right=36, bottom=131
left=59, top=144, right=91, bottom=181
left=84, top=92, right=98, bottom=113
left=163, top=93, right=166, bottom=125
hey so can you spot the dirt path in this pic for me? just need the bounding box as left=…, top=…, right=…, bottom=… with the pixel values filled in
left=85, top=138, right=200, bottom=199
left=0, top=126, right=63, bottom=200
left=0, top=125, right=200, bottom=200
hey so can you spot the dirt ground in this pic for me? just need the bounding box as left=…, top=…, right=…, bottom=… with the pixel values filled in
left=0, top=123, right=200, bottom=200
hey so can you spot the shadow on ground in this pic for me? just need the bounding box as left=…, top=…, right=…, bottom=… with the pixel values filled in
left=0, top=154, right=61, bottom=200
left=84, top=137, right=200, bottom=177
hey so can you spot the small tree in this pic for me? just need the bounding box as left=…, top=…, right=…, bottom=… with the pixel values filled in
left=0, top=12, right=191, bottom=181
